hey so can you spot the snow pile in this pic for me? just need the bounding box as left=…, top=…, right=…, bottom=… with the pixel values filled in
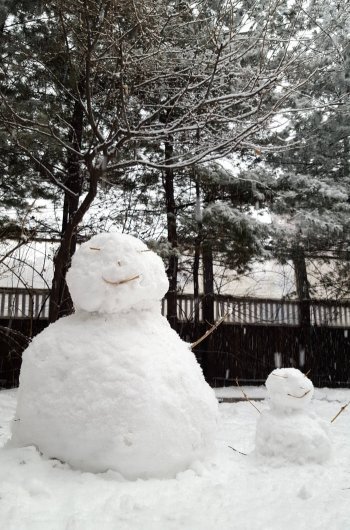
left=11, top=232, right=218, bottom=479
left=255, top=368, right=331, bottom=464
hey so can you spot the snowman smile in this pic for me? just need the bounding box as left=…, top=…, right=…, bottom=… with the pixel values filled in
left=287, top=389, right=311, bottom=399
left=102, top=274, right=140, bottom=286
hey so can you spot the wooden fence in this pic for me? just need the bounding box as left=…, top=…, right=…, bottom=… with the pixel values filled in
left=0, top=288, right=349, bottom=388
left=179, top=322, right=350, bottom=388
left=163, top=294, right=350, bottom=328
left=1, top=287, right=350, bottom=327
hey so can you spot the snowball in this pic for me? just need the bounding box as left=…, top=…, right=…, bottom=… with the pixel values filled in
left=66, top=232, right=169, bottom=314
left=11, top=233, right=218, bottom=479
left=255, top=408, right=331, bottom=464
left=266, top=368, right=314, bottom=412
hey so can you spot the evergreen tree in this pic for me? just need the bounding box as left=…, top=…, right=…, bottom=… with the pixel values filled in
left=263, top=2, right=350, bottom=297
left=0, top=0, right=327, bottom=321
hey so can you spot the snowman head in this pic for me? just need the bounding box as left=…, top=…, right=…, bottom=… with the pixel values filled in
left=66, top=232, right=169, bottom=314
left=265, top=368, right=314, bottom=412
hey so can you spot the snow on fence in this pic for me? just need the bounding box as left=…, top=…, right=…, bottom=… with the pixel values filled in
left=214, top=297, right=301, bottom=326
left=1, top=288, right=349, bottom=328
left=310, top=301, right=350, bottom=327
left=0, top=288, right=50, bottom=320
left=169, top=294, right=350, bottom=328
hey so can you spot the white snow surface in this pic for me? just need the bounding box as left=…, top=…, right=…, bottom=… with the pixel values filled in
left=66, top=232, right=169, bottom=313
left=11, top=233, right=218, bottom=478
left=1, top=388, right=350, bottom=530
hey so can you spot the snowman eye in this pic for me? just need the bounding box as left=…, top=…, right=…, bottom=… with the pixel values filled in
left=117, top=261, right=122, bottom=266
left=89, top=247, right=101, bottom=251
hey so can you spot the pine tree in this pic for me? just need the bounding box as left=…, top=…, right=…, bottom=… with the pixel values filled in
left=263, top=2, right=350, bottom=298
left=0, top=0, right=327, bottom=321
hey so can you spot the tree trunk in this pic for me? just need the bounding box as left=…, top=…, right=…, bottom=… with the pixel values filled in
left=292, top=244, right=311, bottom=369
left=193, top=177, right=202, bottom=324
left=293, top=245, right=311, bottom=325
left=163, top=139, right=178, bottom=329
left=49, top=160, right=100, bottom=323
left=49, top=95, right=84, bottom=321
left=343, top=136, right=349, bottom=180
left=198, top=238, right=215, bottom=382
left=202, top=240, right=214, bottom=325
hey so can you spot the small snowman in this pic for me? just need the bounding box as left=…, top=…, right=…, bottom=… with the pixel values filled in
left=11, top=232, right=218, bottom=479
left=254, top=368, right=331, bottom=464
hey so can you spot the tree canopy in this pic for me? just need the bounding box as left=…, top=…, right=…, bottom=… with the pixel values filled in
left=1, top=0, right=349, bottom=320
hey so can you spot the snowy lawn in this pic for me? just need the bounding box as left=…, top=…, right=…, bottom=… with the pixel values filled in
left=0, top=387, right=349, bottom=530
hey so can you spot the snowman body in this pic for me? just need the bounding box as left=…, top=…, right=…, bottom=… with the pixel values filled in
left=255, top=368, right=331, bottom=464
left=11, top=233, right=218, bottom=479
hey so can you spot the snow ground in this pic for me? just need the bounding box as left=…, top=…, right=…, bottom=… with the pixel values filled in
left=0, top=388, right=349, bottom=530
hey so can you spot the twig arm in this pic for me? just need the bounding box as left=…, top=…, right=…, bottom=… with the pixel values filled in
left=190, top=312, right=229, bottom=350
left=331, top=400, right=350, bottom=424
left=235, top=377, right=261, bottom=414
left=228, top=445, right=247, bottom=456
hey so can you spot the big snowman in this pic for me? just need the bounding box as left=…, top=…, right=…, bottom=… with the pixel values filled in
left=11, top=232, right=218, bottom=479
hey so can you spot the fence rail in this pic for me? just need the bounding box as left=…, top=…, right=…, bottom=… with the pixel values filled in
left=1, top=288, right=350, bottom=328
left=0, top=288, right=50, bottom=320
